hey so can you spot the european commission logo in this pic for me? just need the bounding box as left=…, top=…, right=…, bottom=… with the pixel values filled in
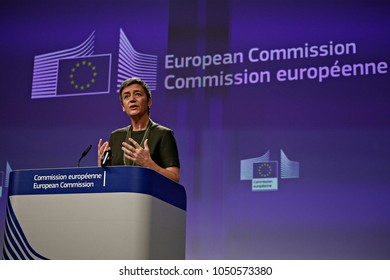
left=31, top=29, right=158, bottom=99
left=240, top=149, right=299, bottom=191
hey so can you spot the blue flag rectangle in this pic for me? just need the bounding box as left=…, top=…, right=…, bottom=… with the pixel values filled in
left=57, top=54, right=111, bottom=96
left=253, top=161, right=278, bottom=179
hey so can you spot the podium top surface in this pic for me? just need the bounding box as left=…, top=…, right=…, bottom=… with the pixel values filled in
left=9, top=166, right=186, bottom=210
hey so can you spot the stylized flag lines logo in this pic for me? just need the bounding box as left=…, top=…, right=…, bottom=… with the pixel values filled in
left=31, top=29, right=158, bottom=99
left=31, top=31, right=96, bottom=99
left=241, top=150, right=299, bottom=192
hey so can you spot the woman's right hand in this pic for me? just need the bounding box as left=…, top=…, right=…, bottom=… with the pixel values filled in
left=98, top=138, right=110, bottom=167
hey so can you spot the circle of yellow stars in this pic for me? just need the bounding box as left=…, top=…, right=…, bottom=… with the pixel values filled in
left=69, top=60, right=97, bottom=90
left=258, top=163, right=272, bottom=177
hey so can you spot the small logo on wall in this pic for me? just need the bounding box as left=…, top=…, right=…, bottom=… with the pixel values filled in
left=240, top=150, right=299, bottom=191
left=31, top=29, right=158, bottom=99
left=252, top=161, right=278, bottom=191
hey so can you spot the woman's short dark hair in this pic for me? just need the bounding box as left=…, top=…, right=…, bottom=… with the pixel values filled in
left=119, top=77, right=152, bottom=103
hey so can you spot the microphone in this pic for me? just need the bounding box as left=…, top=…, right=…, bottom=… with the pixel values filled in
left=77, top=144, right=92, bottom=167
left=101, top=150, right=112, bottom=167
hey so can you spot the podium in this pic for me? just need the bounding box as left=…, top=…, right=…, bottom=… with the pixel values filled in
left=2, top=166, right=186, bottom=260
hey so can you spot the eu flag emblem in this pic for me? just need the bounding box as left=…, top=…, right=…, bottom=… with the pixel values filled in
left=253, top=161, right=278, bottom=179
left=57, top=54, right=111, bottom=96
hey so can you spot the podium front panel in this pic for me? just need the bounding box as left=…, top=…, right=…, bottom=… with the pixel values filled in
left=3, top=166, right=186, bottom=260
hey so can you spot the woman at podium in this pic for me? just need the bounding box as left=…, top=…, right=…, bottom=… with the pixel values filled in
left=98, top=77, right=180, bottom=183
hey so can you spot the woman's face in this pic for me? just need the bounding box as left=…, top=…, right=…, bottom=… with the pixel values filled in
left=120, top=84, right=151, bottom=118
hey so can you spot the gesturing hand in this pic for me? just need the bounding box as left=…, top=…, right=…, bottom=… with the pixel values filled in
left=98, top=138, right=110, bottom=167
left=122, top=138, right=152, bottom=167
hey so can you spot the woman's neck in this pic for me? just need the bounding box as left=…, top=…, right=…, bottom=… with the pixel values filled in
left=131, top=116, right=150, bottom=131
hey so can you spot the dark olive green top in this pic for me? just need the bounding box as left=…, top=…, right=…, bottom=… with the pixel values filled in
left=108, top=121, right=180, bottom=168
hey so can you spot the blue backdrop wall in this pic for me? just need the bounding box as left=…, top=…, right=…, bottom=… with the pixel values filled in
left=1, top=0, right=389, bottom=259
